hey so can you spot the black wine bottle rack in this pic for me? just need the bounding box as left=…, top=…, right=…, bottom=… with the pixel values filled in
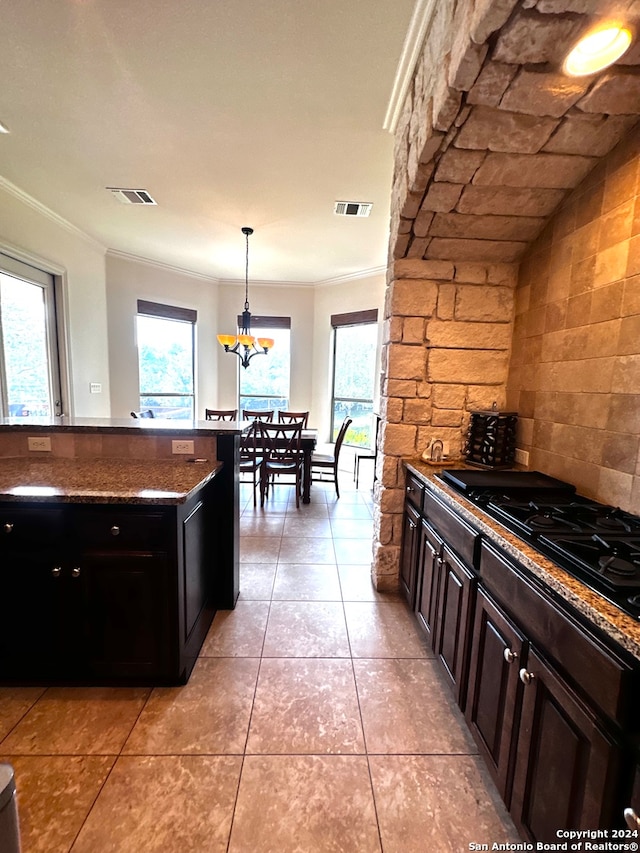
left=464, top=411, right=517, bottom=469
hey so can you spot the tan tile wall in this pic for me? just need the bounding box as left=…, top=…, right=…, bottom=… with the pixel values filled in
left=507, top=132, right=640, bottom=512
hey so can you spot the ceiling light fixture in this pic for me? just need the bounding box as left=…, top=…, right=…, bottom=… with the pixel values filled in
left=217, top=227, right=274, bottom=369
left=563, top=22, right=633, bottom=76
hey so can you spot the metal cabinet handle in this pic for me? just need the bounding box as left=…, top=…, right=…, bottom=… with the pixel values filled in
left=503, top=648, right=518, bottom=664
left=519, top=667, right=534, bottom=685
left=51, top=566, right=62, bottom=578
left=110, top=525, right=120, bottom=536
left=71, top=566, right=81, bottom=578
left=624, top=808, right=640, bottom=831
left=3, top=522, right=13, bottom=534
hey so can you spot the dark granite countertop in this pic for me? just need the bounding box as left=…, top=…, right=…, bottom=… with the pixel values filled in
left=0, top=457, right=223, bottom=504
left=404, top=459, right=640, bottom=663
left=0, top=416, right=250, bottom=435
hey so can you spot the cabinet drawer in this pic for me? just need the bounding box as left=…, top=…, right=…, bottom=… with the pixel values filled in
left=405, top=473, right=424, bottom=512
left=480, top=540, right=635, bottom=725
left=424, top=490, right=479, bottom=568
left=0, top=507, right=65, bottom=548
left=71, top=510, right=170, bottom=551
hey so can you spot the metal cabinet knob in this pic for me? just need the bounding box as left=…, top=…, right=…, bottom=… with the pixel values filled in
left=71, top=566, right=81, bottom=578
left=624, top=808, right=640, bottom=830
left=110, top=525, right=120, bottom=536
left=51, top=566, right=62, bottom=578
left=519, top=667, right=534, bottom=685
left=3, top=522, right=13, bottom=534
left=503, top=648, right=518, bottom=664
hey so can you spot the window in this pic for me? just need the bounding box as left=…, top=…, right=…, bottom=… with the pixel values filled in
left=136, top=300, right=196, bottom=419
left=239, top=316, right=290, bottom=415
left=0, top=253, right=62, bottom=418
left=331, top=309, right=378, bottom=446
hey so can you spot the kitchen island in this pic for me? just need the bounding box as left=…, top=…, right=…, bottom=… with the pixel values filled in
left=0, top=417, right=247, bottom=685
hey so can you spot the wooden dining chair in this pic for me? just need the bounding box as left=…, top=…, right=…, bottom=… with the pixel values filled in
left=310, top=417, right=352, bottom=498
left=242, top=409, right=273, bottom=422
left=239, top=421, right=263, bottom=507
left=277, top=410, right=309, bottom=428
left=258, top=421, right=304, bottom=508
left=131, top=409, right=154, bottom=418
left=205, top=408, right=237, bottom=421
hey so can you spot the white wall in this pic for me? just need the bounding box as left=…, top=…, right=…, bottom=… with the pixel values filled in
left=105, top=253, right=219, bottom=418
left=0, top=186, right=110, bottom=417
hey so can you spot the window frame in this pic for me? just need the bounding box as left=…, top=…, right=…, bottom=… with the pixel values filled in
left=330, top=309, right=378, bottom=445
left=237, top=315, right=291, bottom=416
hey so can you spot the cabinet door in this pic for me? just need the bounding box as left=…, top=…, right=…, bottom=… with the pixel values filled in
left=80, top=553, right=173, bottom=680
left=465, top=588, right=526, bottom=801
left=415, top=520, right=442, bottom=647
left=400, top=503, right=420, bottom=607
left=433, top=543, right=475, bottom=708
left=511, top=647, right=619, bottom=842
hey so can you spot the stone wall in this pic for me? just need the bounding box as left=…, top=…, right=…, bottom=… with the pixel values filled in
left=507, top=131, right=640, bottom=513
left=372, top=0, right=640, bottom=588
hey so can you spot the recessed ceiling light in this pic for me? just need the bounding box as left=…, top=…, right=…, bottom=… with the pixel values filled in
left=0, top=121, right=10, bottom=134
left=563, top=22, right=633, bottom=76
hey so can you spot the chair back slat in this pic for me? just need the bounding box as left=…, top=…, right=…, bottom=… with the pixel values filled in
left=242, top=409, right=274, bottom=422
left=277, top=410, right=309, bottom=428
left=240, top=420, right=260, bottom=454
left=258, top=421, right=303, bottom=462
left=205, top=408, right=237, bottom=421
left=334, top=417, right=353, bottom=456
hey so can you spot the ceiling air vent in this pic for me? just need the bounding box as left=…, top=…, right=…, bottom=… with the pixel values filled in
left=107, top=188, right=157, bottom=205
left=334, top=201, right=372, bottom=217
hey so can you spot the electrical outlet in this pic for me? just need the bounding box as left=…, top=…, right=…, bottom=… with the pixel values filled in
left=172, top=440, right=194, bottom=455
left=28, top=436, right=52, bottom=452
left=514, top=448, right=530, bottom=466
left=90, top=382, right=102, bottom=394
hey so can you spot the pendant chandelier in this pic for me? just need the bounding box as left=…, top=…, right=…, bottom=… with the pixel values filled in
left=217, top=226, right=274, bottom=369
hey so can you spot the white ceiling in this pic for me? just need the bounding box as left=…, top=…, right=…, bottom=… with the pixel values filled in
left=0, top=0, right=416, bottom=284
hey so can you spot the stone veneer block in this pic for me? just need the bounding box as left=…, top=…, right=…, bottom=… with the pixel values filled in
left=435, top=148, right=486, bottom=183
left=428, top=349, right=509, bottom=384
left=427, top=319, right=513, bottom=349
left=492, top=10, right=584, bottom=65
left=392, top=258, right=455, bottom=279
left=455, top=105, right=558, bottom=153
left=457, top=185, right=566, bottom=216
left=544, top=115, right=638, bottom=157
left=402, top=398, right=432, bottom=424
left=471, top=0, right=519, bottom=44
left=578, top=72, right=640, bottom=116
left=430, top=212, right=544, bottom=241
left=427, top=237, right=526, bottom=263
left=454, top=263, right=487, bottom=283
left=389, top=279, right=438, bottom=316
left=421, top=182, right=464, bottom=213
left=402, top=317, right=426, bottom=344
left=387, top=344, right=426, bottom=381
left=437, top=284, right=456, bottom=320
left=433, top=384, right=467, bottom=408
left=468, top=60, right=518, bottom=107
left=473, top=152, right=597, bottom=189
left=499, top=69, right=588, bottom=118
left=455, top=285, right=514, bottom=322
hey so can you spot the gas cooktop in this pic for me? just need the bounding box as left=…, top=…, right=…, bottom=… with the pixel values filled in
left=438, top=469, right=640, bottom=621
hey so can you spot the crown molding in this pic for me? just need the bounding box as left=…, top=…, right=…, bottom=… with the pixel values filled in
left=106, top=249, right=219, bottom=282
left=219, top=277, right=315, bottom=289
left=0, top=174, right=105, bottom=250
left=383, top=0, right=437, bottom=134
left=316, top=265, right=388, bottom=288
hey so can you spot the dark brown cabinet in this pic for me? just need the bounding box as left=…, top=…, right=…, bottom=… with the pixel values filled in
left=0, top=480, right=218, bottom=684
left=415, top=520, right=441, bottom=643
left=400, top=502, right=420, bottom=607
left=433, top=544, right=474, bottom=706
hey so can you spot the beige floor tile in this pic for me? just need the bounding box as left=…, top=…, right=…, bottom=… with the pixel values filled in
left=246, top=500, right=288, bottom=515
left=0, top=687, right=46, bottom=742
left=5, top=755, right=114, bottom=853
left=263, top=601, right=350, bottom=657
left=247, top=658, right=365, bottom=754
left=344, top=601, right=429, bottom=658
left=282, top=516, right=333, bottom=537
left=338, top=565, right=401, bottom=602
left=330, top=518, right=374, bottom=539
left=1, top=687, right=150, bottom=755
left=272, top=564, right=342, bottom=600
left=200, top=600, right=270, bottom=655
left=332, top=537, right=372, bottom=564
left=277, top=536, right=336, bottom=564
left=369, top=754, right=519, bottom=853
left=354, top=659, right=477, bottom=754
left=70, top=755, right=241, bottom=853
left=327, top=502, right=373, bottom=519
left=240, top=535, right=281, bottom=563
left=237, top=563, right=277, bottom=599
left=228, top=755, right=381, bottom=853
left=239, top=514, right=285, bottom=536
left=286, top=502, right=330, bottom=518
left=123, top=657, right=259, bottom=754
